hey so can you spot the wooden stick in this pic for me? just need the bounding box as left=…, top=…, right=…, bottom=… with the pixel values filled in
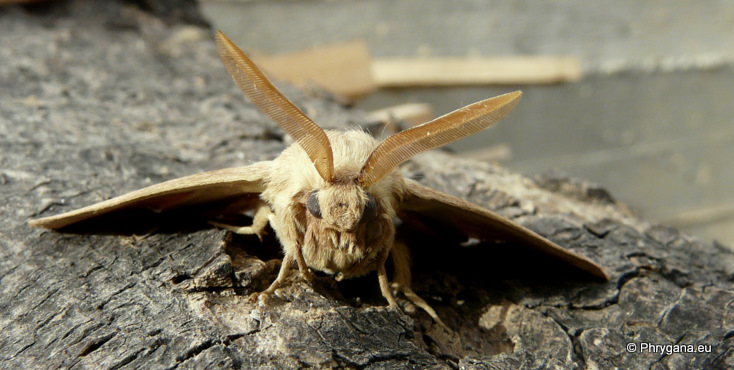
left=368, top=103, right=434, bottom=127
left=254, top=41, right=376, bottom=100
left=371, top=56, right=582, bottom=86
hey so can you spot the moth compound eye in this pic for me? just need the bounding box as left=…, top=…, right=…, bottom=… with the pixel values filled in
left=360, top=194, right=378, bottom=224
left=307, top=190, right=322, bottom=218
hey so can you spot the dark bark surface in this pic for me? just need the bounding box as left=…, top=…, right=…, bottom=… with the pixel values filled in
left=1, top=1, right=732, bottom=368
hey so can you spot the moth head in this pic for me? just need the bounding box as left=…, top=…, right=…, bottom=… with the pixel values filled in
left=306, top=179, right=379, bottom=232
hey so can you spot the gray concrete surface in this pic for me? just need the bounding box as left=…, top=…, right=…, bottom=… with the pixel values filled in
left=200, top=0, right=734, bottom=246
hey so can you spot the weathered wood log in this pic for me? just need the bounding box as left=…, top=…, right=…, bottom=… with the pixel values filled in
left=1, top=1, right=731, bottom=368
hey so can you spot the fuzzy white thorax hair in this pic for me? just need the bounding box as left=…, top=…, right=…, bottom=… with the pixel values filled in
left=261, top=130, right=405, bottom=216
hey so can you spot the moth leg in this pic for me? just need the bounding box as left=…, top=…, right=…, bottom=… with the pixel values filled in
left=264, top=252, right=295, bottom=293
left=249, top=251, right=295, bottom=303
left=294, top=242, right=315, bottom=283
left=210, top=201, right=271, bottom=241
left=391, top=241, right=449, bottom=330
left=377, top=248, right=399, bottom=308
left=390, top=240, right=413, bottom=291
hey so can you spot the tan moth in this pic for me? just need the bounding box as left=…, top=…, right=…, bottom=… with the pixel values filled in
left=30, top=31, right=608, bottom=326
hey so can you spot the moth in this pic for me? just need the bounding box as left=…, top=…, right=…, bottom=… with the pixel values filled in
left=30, top=30, right=608, bottom=326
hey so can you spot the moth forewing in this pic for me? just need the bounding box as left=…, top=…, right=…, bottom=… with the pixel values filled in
left=29, top=31, right=608, bottom=329
left=28, top=164, right=272, bottom=230
left=399, top=179, right=609, bottom=281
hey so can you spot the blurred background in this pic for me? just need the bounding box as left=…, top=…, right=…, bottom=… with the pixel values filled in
left=200, top=0, right=734, bottom=247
